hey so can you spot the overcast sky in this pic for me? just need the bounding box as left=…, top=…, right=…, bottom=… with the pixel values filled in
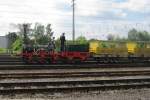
left=0, top=0, right=149, bottom=39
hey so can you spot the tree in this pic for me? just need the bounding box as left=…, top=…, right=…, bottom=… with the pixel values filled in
left=55, top=38, right=61, bottom=51
left=128, top=28, right=139, bottom=41
left=46, top=24, right=54, bottom=41
left=37, top=35, right=49, bottom=45
left=89, top=38, right=98, bottom=42
left=107, top=34, right=115, bottom=41
left=17, top=23, right=31, bottom=38
left=34, top=23, right=45, bottom=37
left=6, top=32, right=18, bottom=48
left=138, top=31, right=150, bottom=41
left=76, top=36, right=87, bottom=44
left=33, top=23, right=45, bottom=44
left=10, top=23, right=55, bottom=50
left=11, top=37, right=22, bottom=51
left=128, top=29, right=150, bottom=41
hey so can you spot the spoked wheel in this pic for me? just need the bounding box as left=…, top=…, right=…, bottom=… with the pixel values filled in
left=46, top=57, right=53, bottom=64
left=23, top=57, right=33, bottom=64
left=73, top=58, right=81, bottom=64
left=37, top=57, right=47, bottom=64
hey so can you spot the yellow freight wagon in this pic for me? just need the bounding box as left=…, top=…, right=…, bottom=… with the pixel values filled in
left=90, top=40, right=150, bottom=58
left=134, top=42, right=150, bottom=57
left=89, top=40, right=128, bottom=57
left=126, top=42, right=137, bottom=55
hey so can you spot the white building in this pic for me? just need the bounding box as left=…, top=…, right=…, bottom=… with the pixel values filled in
left=0, top=36, right=8, bottom=48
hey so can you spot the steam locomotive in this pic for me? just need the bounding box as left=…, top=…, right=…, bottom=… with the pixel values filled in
left=22, top=44, right=89, bottom=64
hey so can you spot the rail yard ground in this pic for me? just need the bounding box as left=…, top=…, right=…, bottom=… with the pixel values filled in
left=0, top=54, right=150, bottom=100
left=0, top=88, right=150, bottom=100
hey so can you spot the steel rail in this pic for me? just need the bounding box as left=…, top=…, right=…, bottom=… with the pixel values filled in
left=0, top=63, right=150, bottom=70
left=1, top=71, right=150, bottom=79
left=0, top=78, right=150, bottom=94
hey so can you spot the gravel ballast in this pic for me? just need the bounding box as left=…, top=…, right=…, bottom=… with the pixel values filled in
left=0, top=88, right=150, bottom=100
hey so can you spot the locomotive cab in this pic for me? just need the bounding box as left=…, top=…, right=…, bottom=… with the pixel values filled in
left=58, top=43, right=90, bottom=63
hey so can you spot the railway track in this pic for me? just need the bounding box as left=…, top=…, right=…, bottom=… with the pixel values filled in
left=1, top=71, right=150, bottom=79
left=0, top=54, right=150, bottom=94
left=0, top=77, right=150, bottom=94
left=0, top=67, right=150, bottom=93
left=0, top=63, right=150, bottom=70
left=1, top=67, right=150, bottom=78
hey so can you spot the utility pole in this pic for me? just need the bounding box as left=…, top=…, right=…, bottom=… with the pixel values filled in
left=72, top=0, right=75, bottom=42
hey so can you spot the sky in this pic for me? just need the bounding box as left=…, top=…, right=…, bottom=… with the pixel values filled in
left=0, top=0, right=149, bottom=40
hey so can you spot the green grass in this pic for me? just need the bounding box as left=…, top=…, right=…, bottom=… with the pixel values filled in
left=11, top=38, right=22, bottom=51
left=0, top=48, right=7, bottom=53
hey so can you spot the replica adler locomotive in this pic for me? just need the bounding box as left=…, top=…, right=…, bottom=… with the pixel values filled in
left=22, top=33, right=150, bottom=64
left=22, top=33, right=90, bottom=64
